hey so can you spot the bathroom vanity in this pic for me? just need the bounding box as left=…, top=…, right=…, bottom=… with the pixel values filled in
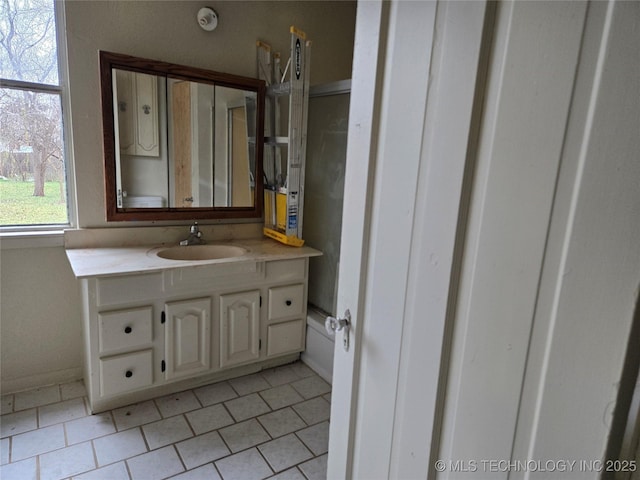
left=66, top=238, right=321, bottom=413
left=67, top=50, right=322, bottom=413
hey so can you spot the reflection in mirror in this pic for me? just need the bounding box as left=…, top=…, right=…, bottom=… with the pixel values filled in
left=113, top=69, right=168, bottom=208
left=217, top=85, right=256, bottom=208
left=166, top=81, right=256, bottom=209
left=100, top=51, right=264, bottom=221
left=168, top=79, right=212, bottom=208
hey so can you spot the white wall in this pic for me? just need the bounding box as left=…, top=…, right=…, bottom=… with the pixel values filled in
left=0, top=1, right=355, bottom=393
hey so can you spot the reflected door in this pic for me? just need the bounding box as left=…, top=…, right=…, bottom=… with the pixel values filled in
left=172, top=81, right=193, bottom=208
left=230, top=106, right=252, bottom=206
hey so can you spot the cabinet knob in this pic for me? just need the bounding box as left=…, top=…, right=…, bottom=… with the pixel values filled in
left=124, top=326, right=132, bottom=334
left=286, top=300, right=292, bottom=306
left=125, top=370, right=133, bottom=378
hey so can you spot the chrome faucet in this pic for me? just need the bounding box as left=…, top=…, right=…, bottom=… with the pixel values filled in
left=180, top=222, right=205, bottom=246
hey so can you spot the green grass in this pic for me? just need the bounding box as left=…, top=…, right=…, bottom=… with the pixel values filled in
left=0, top=180, right=68, bottom=226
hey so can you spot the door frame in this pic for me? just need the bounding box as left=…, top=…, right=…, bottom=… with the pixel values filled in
left=327, top=1, right=491, bottom=477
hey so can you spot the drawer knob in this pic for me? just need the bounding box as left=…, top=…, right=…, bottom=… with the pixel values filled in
left=125, top=370, right=133, bottom=378
left=124, top=326, right=132, bottom=334
left=286, top=300, right=292, bottom=306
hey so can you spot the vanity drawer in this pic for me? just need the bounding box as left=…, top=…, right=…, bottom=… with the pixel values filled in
left=100, top=350, right=153, bottom=397
left=99, top=307, right=153, bottom=354
left=268, top=284, right=305, bottom=320
left=267, top=319, right=305, bottom=357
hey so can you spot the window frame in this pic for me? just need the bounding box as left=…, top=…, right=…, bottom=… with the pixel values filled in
left=0, top=0, right=76, bottom=245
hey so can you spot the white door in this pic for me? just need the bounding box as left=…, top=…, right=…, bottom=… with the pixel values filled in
left=327, top=1, right=490, bottom=477
left=331, top=1, right=640, bottom=479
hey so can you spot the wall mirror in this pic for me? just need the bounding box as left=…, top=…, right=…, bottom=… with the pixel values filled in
left=100, top=51, right=265, bottom=221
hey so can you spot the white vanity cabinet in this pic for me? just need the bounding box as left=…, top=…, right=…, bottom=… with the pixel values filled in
left=77, top=255, right=312, bottom=413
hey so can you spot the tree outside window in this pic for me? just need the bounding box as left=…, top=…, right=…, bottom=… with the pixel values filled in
left=0, top=0, right=69, bottom=226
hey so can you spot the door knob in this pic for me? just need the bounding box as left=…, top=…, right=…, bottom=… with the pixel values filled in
left=325, top=309, right=351, bottom=351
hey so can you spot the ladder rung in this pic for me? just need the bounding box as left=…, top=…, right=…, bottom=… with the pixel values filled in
left=267, top=82, right=291, bottom=97
left=265, top=136, right=289, bottom=145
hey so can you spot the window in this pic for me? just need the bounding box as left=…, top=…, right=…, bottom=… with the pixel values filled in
left=0, top=0, right=71, bottom=228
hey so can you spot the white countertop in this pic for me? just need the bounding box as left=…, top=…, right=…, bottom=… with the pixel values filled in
left=65, top=238, right=322, bottom=278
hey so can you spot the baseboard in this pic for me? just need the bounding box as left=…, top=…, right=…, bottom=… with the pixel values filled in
left=1, top=367, right=83, bottom=395
left=301, top=354, right=333, bottom=384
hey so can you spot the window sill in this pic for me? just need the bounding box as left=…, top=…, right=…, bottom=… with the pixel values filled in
left=0, top=230, right=65, bottom=250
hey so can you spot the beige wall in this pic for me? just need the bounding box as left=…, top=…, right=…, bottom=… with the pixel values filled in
left=0, top=0, right=356, bottom=392
left=1, top=247, right=83, bottom=391
left=65, top=0, right=356, bottom=228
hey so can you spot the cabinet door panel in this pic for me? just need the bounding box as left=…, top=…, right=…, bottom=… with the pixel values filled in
left=165, top=298, right=211, bottom=380
left=220, top=290, right=260, bottom=368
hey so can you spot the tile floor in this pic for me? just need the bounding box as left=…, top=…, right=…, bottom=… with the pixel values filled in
left=0, top=361, right=331, bottom=480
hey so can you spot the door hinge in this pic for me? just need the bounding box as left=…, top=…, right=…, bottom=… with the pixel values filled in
left=259, top=339, right=262, bottom=350
left=259, top=296, right=262, bottom=307
left=161, top=360, right=166, bottom=372
left=161, top=311, right=165, bottom=324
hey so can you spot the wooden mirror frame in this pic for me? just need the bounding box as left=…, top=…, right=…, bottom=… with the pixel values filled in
left=99, top=51, right=265, bottom=221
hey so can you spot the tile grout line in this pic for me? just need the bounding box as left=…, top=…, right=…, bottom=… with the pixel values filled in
left=169, top=443, right=187, bottom=478
left=254, top=443, right=276, bottom=478
left=138, top=421, right=151, bottom=453
left=123, top=450, right=134, bottom=480
left=182, top=405, right=198, bottom=438
left=89, top=436, right=101, bottom=480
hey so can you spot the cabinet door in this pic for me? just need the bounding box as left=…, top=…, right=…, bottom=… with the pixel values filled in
left=220, top=290, right=260, bottom=369
left=165, top=298, right=211, bottom=380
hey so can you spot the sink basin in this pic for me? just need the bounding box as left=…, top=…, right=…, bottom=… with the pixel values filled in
left=156, top=244, right=248, bottom=261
